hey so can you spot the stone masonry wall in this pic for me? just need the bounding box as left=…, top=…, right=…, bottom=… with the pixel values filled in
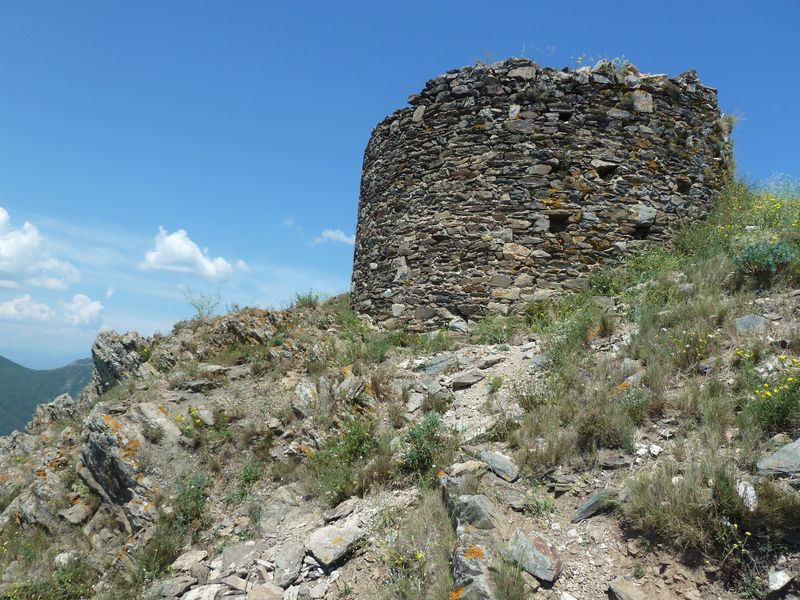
left=351, top=58, right=732, bottom=327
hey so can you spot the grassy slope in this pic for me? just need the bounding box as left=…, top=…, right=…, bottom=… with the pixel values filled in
left=0, top=356, right=93, bottom=435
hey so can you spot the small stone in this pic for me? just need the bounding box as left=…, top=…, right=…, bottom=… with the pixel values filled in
left=768, top=568, right=793, bottom=592
left=452, top=368, right=485, bottom=390
left=570, top=490, right=614, bottom=523
left=448, top=318, right=469, bottom=333
left=609, top=577, right=647, bottom=600
left=325, top=497, right=359, bottom=522
left=273, top=541, right=305, bottom=588
left=179, top=584, right=228, bottom=600
left=648, top=444, right=663, bottom=457
left=480, top=450, right=519, bottom=482
left=631, top=90, right=653, bottom=113
left=508, top=66, right=538, bottom=79
left=222, top=575, right=248, bottom=591
left=53, top=551, right=79, bottom=569
left=171, top=549, right=208, bottom=571
left=58, top=502, right=92, bottom=525
left=247, top=582, right=284, bottom=600
left=598, top=450, right=631, bottom=470
left=735, top=480, right=757, bottom=512
left=419, top=352, right=458, bottom=376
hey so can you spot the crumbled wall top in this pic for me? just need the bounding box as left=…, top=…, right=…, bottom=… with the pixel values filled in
left=351, top=58, right=732, bottom=327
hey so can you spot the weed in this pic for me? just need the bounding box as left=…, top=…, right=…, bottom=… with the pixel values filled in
left=488, top=376, right=503, bottom=394
left=382, top=490, right=455, bottom=600
left=493, top=559, right=526, bottom=600
left=471, top=315, right=521, bottom=344
left=309, top=416, right=378, bottom=506
left=633, top=561, right=646, bottom=579
left=403, top=413, right=457, bottom=485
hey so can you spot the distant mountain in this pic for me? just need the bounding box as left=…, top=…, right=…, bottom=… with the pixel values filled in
left=0, top=355, right=93, bottom=436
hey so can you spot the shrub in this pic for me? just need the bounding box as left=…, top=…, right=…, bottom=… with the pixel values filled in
left=735, top=239, right=797, bottom=283
left=294, top=291, right=321, bottom=309
left=744, top=359, right=800, bottom=433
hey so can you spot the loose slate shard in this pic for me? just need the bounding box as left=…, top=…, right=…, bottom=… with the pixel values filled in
left=757, top=437, right=800, bottom=476
left=570, top=489, right=615, bottom=523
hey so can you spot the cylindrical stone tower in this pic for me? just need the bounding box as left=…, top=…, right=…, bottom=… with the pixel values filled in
left=351, top=58, right=731, bottom=327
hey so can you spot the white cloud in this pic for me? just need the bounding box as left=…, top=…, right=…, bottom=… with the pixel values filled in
left=282, top=216, right=296, bottom=227
left=0, top=207, right=80, bottom=289
left=140, top=227, right=235, bottom=280
left=0, top=294, right=55, bottom=321
left=60, top=294, right=103, bottom=325
left=312, top=228, right=355, bottom=246
left=106, top=287, right=115, bottom=298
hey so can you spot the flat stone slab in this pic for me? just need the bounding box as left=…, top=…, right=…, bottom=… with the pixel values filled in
left=180, top=584, right=227, bottom=600
left=58, top=502, right=92, bottom=525
left=757, top=437, right=800, bottom=475
left=273, top=541, right=305, bottom=588
left=502, top=528, right=562, bottom=583
left=453, top=494, right=505, bottom=532
left=735, top=314, right=768, bottom=334
left=480, top=450, right=519, bottom=482
left=324, top=497, right=358, bottom=523
left=146, top=575, right=196, bottom=600
left=305, top=524, right=365, bottom=568
left=452, top=368, right=485, bottom=390
left=247, top=583, right=283, bottom=600
left=220, top=541, right=261, bottom=570
left=608, top=578, right=647, bottom=600
left=419, top=352, right=458, bottom=376
left=171, top=549, right=208, bottom=571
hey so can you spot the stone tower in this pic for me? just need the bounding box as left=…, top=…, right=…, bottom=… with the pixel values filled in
left=351, top=58, right=731, bottom=327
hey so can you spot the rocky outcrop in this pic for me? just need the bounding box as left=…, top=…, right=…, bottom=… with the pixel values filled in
left=91, top=330, right=148, bottom=393
left=351, top=58, right=732, bottom=327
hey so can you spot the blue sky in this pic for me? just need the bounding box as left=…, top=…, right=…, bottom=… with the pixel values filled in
left=0, top=1, right=797, bottom=368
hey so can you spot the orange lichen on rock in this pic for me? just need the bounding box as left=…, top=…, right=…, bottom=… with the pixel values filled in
left=450, top=588, right=465, bottom=600
left=101, top=414, right=123, bottom=434
left=463, top=544, right=485, bottom=560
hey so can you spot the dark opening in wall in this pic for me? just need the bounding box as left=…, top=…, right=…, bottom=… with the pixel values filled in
left=633, top=224, right=651, bottom=240
left=548, top=212, right=570, bottom=233
left=558, top=111, right=573, bottom=121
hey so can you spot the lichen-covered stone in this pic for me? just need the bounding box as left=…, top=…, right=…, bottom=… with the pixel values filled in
left=351, top=58, right=731, bottom=326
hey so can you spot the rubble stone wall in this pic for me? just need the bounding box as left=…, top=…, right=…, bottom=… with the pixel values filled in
left=351, top=58, right=732, bottom=327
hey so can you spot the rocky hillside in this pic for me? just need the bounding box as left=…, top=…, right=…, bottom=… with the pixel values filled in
left=0, top=179, right=798, bottom=600
left=0, top=356, right=93, bottom=436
